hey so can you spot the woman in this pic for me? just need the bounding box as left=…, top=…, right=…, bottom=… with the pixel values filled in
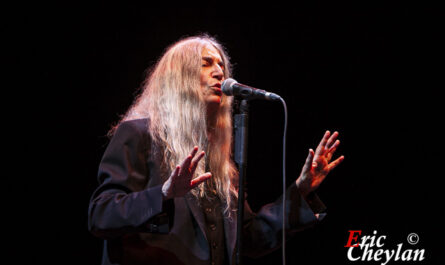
left=88, top=34, right=344, bottom=265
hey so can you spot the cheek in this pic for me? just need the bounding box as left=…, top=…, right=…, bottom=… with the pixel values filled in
left=200, top=69, right=211, bottom=84
left=199, top=77, right=209, bottom=95
left=200, top=72, right=206, bottom=84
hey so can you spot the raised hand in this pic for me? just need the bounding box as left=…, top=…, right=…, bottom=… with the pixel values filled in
left=161, top=146, right=212, bottom=200
left=296, top=131, right=344, bottom=197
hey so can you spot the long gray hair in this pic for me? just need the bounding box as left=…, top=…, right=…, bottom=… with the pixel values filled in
left=112, top=34, right=238, bottom=216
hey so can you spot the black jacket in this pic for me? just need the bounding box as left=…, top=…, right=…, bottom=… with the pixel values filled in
left=88, top=118, right=326, bottom=265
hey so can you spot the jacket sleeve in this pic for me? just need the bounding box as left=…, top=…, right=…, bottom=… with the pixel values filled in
left=88, top=120, right=174, bottom=239
left=241, top=182, right=326, bottom=258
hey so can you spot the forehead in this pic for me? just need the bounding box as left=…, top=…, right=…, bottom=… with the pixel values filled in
left=201, top=45, right=222, bottom=61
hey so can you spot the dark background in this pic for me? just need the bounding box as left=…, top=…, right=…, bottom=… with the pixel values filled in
left=6, top=1, right=442, bottom=264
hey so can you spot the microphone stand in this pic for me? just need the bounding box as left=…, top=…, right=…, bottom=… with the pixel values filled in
left=234, top=99, right=249, bottom=265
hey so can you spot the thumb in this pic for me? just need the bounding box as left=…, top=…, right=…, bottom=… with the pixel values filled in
left=190, top=172, right=212, bottom=188
left=301, top=149, right=314, bottom=174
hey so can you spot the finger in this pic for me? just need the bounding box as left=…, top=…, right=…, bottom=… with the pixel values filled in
left=189, top=146, right=199, bottom=158
left=182, top=146, right=200, bottom=173
left=326, top=131, right=339, bottom=150
left=190, top=151, right=206, bottom=173
left=171, top=165, right=181, bottom=178
left=326, top=140, right=340, bottom=160
left=190, top=172, right=212, bottom=188
left=179, top=146, right=199, bottom=172
left=315, top=131, right=330, bottom=155
left=327, top=155, right=344, bottom=171
left=328, top=140, right=340, bottom=152
left=179, top=155, right=194, bottom=176
left=302, top=148, right=314, bottom=173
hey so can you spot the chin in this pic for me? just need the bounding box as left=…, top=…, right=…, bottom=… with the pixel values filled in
left=208, top=96, right=222, bottom=105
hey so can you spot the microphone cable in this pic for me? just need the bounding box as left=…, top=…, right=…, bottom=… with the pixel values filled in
left=279, top=97, right=288, bottom=265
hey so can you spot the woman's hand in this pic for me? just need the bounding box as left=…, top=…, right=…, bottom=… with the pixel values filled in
left=296, top=131, right=344, bottom=197
left=161, top=146, right=212, bottom=200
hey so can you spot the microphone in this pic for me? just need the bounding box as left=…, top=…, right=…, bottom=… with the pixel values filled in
left=221, top=78, right=281, bottom=101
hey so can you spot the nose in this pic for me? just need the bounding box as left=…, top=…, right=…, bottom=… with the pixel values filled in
left=211, top=64, right=224, bottom=81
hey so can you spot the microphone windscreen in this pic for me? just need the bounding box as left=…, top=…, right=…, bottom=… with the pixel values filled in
left=221, top=78, right=237, bottom=95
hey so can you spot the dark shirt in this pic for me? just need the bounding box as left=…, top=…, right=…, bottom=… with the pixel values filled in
left=200, top=194, right=228, bottom=265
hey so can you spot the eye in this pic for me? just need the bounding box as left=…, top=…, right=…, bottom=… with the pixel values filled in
left=202, top=60, right=211, bottom=67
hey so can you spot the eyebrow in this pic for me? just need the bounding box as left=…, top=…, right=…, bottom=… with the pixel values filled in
left=202, top=56, right=224, bottom=65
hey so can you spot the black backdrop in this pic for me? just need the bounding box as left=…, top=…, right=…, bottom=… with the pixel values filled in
left=7, top=1, right=442, bottom=265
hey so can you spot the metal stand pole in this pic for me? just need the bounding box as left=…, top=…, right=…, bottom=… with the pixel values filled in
left=234, top=99, right=249, bottom=265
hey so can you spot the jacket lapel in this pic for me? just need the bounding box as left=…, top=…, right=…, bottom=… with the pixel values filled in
left=185, top=193, right=208, bottom=242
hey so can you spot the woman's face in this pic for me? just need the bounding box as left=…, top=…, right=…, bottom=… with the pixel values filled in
left=200, top=45, right=225, bottom=111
